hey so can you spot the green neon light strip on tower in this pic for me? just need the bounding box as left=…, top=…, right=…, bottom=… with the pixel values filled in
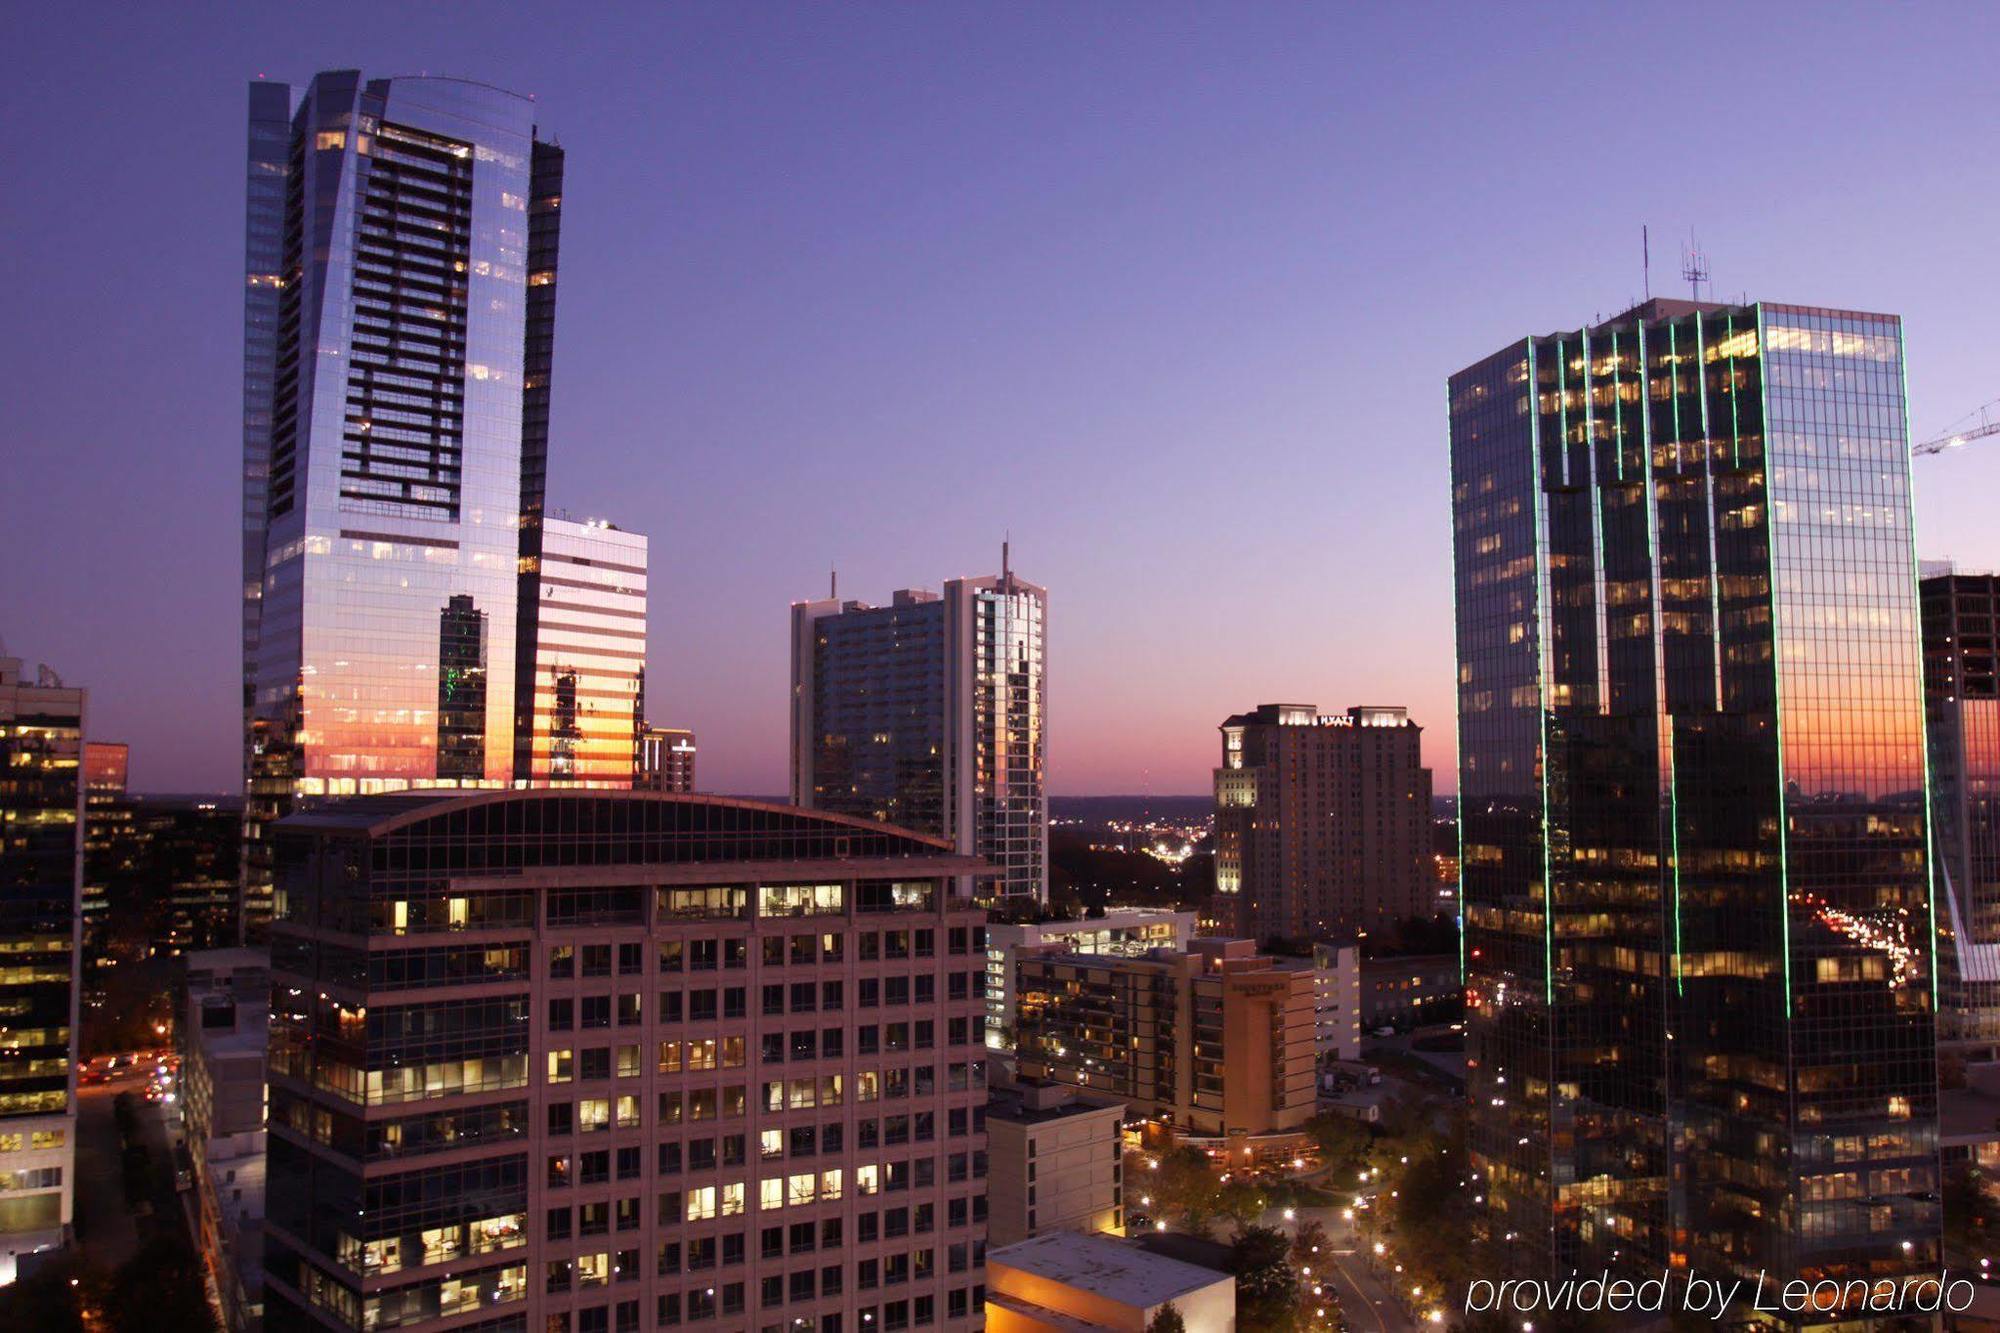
left=1894, top=317, right=1943, bottom=1011
left=1534, top=337, right=1557, bottom=1008
left=1754, top=305, right=1794, bottom=1019
left=1450, top=368, right=1469, bottom=991
left=1670, top=731, right=1683, bottom=996
left=1663, top=320, right=1688, bottom=997
left=1536, top=338, right=1552, bottom=1000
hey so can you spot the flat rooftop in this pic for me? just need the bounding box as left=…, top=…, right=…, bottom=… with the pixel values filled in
left=989, top=1231, right=1228, bottom=1308
left=987, top=1092, right=1124, bottom=1128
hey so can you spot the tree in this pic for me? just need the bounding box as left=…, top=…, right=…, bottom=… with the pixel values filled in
left=1305, top=1112, right=1372, bottom=1180
left=0, top=1252, right=91, bottom=1333
left=1215, top=1178, right=1268, bottom=1236
left=1153, top=1146, right=1225, bottom=1237
left=1946, top=1160, right=2000, bottom=1247
left=1290, top=1218, right=1330, bottom=1270
left=1146, top=1303, right=1187, bottom=1333
left=103, top=1233, right=216, bottom=1333
left=1230, top=1225, right=1303, bottom=1332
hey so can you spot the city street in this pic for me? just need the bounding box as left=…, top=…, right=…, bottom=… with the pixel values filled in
left=73, top=1070, right=176, bottom=1271
left=1261, top=1201, right=1416, bottom=1332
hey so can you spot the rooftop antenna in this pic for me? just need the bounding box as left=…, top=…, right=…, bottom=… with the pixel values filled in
left=1001, top=535, right=1011, bottom=586
left=830, top=567, right=837, bottom=601
left=1681, top=233, right=1710, bottom=302
left=1642, top=225, right=1651, bottom=302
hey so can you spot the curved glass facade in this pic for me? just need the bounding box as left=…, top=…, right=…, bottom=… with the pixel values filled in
left=243, top=73, right=570, bottom=933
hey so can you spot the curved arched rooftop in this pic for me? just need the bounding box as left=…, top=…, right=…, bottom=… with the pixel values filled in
left=274, top=788, right=986, bottom=885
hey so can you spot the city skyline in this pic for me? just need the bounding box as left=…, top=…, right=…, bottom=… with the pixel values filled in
left=11, top=6, right=2000, bottom=799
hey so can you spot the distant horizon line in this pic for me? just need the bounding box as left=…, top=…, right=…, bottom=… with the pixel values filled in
left=124, top=788, right=1464, bottom=804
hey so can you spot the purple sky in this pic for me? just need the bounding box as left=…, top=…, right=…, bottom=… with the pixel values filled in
left=6, top=4, right=2000, bottom=797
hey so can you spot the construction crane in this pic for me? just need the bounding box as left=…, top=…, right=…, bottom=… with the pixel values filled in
left=1915, top=399, right=2000, bottom=456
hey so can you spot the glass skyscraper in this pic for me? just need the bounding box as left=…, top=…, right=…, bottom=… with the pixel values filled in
left=1449, top=298, right=1938, bottom=1304
left=241, top=73, right=567, bottom=931
left=791, top=569, right=1048, bottom=903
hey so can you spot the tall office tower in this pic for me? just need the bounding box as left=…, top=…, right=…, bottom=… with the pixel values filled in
left=240, top=72, right=564, bottom=934
left=792, top=565, right=1048, bottom=904
left=515, top=517, right=648, bottom=785
left=636, top=725, right=697, bottom=793
left=1450, top=299, right=1938, bottom=1298
left=1211, top=703, right=1433, bottom=943
left=263, top=790, right=991, bottom=1333
left=0, top=653, right=84, bottom=1284
left=1922, top=567, right=2000, bottom=1052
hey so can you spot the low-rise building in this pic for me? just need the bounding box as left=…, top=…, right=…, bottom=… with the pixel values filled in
left=1014, top=938, right=1315, bottom=1141
left=1359, top=953, right=1458, bottom=1029
left=183, top=947, right=269, bottom=1332
left=985, top=910, right=1198, bottom=1049
left=986, top=1231, right=1235, bottom=1333
left=987, top=1082, right=1126, bottom=1247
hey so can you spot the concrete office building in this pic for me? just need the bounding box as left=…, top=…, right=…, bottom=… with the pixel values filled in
left=1212, top=704, right=1433, bottom=943
left=637, top=726, right=697, bottom=794
left=983, top=909, right=1197, bottom=1049
left=263, top=789, right=992, bottom=1333
left=1012, top=939, right=1315, bottom=1142
left=184, top=948, right=271, bottom=1332
left=985, top=1232, right=1234, bottom=1333
left=0, top=653, right=84, bottom=1284
left=1451, top=299, right=1937, bottom=1295
left=985, top=1082, right=1126, bottom=1247
left=792, top=564, right=1048, bottom=904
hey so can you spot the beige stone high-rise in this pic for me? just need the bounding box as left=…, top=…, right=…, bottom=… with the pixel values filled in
left=1212, top=703, right=1433, bottom=943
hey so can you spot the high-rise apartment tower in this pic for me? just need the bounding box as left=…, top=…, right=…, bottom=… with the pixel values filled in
left=791, top=567, right=1047, bottom=904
